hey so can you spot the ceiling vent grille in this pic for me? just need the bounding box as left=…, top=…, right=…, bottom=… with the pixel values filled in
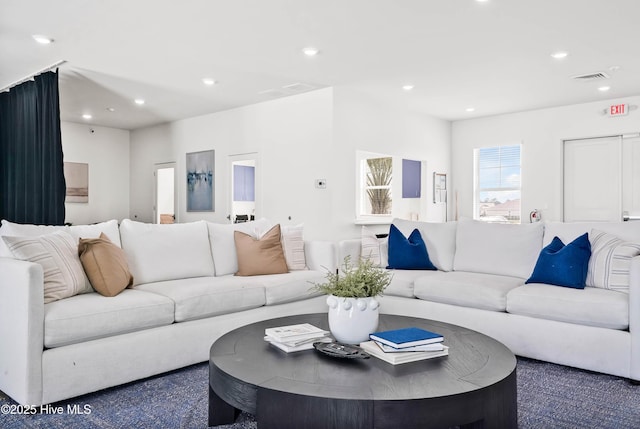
left=571, top=72, right=610, bottom=82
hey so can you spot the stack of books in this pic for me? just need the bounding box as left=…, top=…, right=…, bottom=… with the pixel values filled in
left=264, top=323, right=332, bottom=353
left=360, top=327, right=448, bottom=365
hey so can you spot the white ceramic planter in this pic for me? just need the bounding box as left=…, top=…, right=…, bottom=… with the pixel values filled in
left=326, top=295, right=380, bottom=344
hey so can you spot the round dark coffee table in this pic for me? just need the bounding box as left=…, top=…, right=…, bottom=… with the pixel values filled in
left=208, top=313, right=517, bottom=429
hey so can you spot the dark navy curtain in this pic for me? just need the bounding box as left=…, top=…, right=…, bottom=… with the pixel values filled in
left=0, top=70, right=66, bottom=225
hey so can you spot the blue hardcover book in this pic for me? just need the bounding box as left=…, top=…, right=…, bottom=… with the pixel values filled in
left=369, top=327, right=444, bottom=349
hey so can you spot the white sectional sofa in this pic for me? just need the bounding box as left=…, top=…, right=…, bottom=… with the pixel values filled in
left=2, top=215, right=640, bottom=408
left=340, top=217, right=640, bottom=382
left=0, top=218, right=335, bottom=406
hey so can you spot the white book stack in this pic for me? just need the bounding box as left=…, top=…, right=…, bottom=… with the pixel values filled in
left=264, top=323, right=332, bottom=353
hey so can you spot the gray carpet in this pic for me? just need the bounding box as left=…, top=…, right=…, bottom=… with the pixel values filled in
left=1, top=357, right=639, bottom=428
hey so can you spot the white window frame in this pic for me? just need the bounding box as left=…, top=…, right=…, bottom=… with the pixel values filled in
left=355, top=151, right=394, bottom=224
left=473, top=144, right=522, bottom=224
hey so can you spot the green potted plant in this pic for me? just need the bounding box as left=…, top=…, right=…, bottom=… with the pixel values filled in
left=313, top=256, right=392, bottom=344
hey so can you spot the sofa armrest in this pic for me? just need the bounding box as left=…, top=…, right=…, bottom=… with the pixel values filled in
left=0, top=257, right=45, bottom=405
left=630, top=256, right=640, bottom=381
left=304, top=241, right=337, bottom=273
left=337, top=239, right=362, bottom=265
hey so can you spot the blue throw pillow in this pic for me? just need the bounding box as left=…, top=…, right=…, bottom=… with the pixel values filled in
left=525, top=233, right=591, bottom=289
left=386, top=224, right=437, bottom=270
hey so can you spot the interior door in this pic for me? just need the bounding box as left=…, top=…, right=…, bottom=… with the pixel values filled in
left=622, top=134, right=640, bottom=221
left=154, top=162, right=176, bottom=224
left=563, top=134, right=640, bottom=222
left=228, top=153, right=259, bottom=223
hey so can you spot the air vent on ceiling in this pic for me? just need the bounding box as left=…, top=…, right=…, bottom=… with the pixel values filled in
left=571, top=71, right=610, bottom=82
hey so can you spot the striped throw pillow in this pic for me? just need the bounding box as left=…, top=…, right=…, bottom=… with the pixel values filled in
left=587, top=229, right=640, bottom=293
left=2, top=230, right=91, bottom=303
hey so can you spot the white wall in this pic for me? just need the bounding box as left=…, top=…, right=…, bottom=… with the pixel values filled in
left=332, top=87, right=452, bottom=238
left=451, top=96, right=640, bottom=222
left=129, top=87, right=452, bottom=240
left=61, top=122, right=130, bottom=225
left=130, top=88, right=334, bottom=237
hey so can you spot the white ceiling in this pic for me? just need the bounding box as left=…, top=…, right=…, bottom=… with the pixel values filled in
left=2, top=0, right=640, bottom=130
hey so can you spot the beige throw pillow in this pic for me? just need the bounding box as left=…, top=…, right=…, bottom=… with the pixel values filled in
left=234, top=224, right=288, bottom=276
left=78, top=233, right=134, bottom=297
left=2, top=230, right=91, bottom=303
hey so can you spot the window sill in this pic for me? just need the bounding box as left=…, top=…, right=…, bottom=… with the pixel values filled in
left=354, top=218, right=393, bottom=226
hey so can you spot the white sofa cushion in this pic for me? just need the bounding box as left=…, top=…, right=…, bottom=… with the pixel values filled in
left=587, top=229, right=640, bottom=293
left=135, top=276, right=266, bottom=322
left=69, top=219, right=121, bottom=247
left=414, top=271, right=524, bottom=311
left=259, top=270, right=326, bottom=305
left=542, top=221, right=640, bottom=246
left=453, top=218, right=543, bottom=279
left=506, top=283, right=628, bottom=330
left=392, top=218, right=456, bottom=271
left=120, top=219, right=215, bottom=285
left=3, top=230, right=92, bottom=303
left=384, top=269, right=439, bottom=298
left=0, top=221, right=65, bottom=257
left=0, top=219, right=121, bottom=258
left=207, top=218, right=273, bottom=276
left=44, top=289, right=175, bottom=348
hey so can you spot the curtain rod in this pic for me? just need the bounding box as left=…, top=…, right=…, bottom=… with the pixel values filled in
left=0, top=60, right=67, bottom=93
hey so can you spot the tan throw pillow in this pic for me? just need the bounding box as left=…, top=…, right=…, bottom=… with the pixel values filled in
left=234, top=224, right=288, bottom=276
left=78, top=233, right=134, bottom=297
left=2, top=230, right=91, bottom=303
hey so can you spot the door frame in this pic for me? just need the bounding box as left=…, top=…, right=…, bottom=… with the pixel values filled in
left=154, top=162, right=177, bottom=224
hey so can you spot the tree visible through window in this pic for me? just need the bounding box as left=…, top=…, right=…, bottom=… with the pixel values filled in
left=366, top=157, right=392, bottom=214
left=475, top=145, right=521, bottom=223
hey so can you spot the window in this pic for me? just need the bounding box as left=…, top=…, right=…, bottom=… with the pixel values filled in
left=357, top=152, right=393, bottom=220
left=474, top=144, right=521, bottom=223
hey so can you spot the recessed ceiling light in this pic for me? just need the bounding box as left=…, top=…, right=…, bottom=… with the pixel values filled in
left=202, top=78, right=216, bottom=86
left=551, top=51, right=568, bottom=59
left=402, top=84, right=415, bottom=91
left=82, top=114, right=92, bottom=120
left=476, top=0, right=489, bottom=3
left=598, top=86, right=611, bottom=92
left=466, top=107, right=476, bottom=112
left=32, top=34, right=53, bottom=44
left=302, top=47, right=319, bottom=57
left=106, top=107, right=115, bottom=112
left=134, top=98, right=145, bottom=105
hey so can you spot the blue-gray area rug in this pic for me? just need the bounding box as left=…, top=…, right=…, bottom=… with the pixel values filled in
left=1, top=357, right=639, bottom=428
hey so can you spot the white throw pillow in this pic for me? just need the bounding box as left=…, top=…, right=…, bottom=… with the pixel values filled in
left=453, top=217, right=543, bottom=279
left=281, top=224, right=307, bottom=271
left=587, top=229, right=640, bottom=293
left=361, top=226, right=388, bottom=268
left=119, top=219, right=215, bottom=285
left=2, top=230, right=92, bottom=303
left=207, top=218, right=274, bottom=276
left=391, top=218, right=457, bottom=271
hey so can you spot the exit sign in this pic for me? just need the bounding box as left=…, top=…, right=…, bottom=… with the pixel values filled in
left=608, top=104, right=629, bottom=117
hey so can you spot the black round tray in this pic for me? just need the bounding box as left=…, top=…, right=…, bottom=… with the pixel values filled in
left=313, top=342, right=370, bottom=359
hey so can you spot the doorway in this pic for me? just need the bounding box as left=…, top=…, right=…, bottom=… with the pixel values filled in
left=563, top=134, right=640, bottom=222
left=229, top=153, right=259, bottom=224
left=154, top=162, right=176, bottom=224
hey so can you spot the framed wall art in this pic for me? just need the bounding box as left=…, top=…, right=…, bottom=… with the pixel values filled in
left=64, top=162, right=89, bottom=203
left=186, top=150, right=215, bottom=212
